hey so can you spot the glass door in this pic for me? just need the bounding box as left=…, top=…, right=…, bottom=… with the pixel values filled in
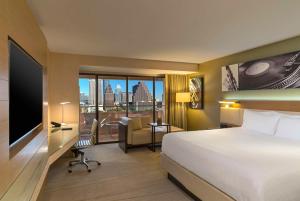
left=128, top=77, right=154, bottom=120
left=79, top=74, right=165, bottom=144
left=79, top=75, right=97, bottom=135
left=97, top=76, right=127, bottom=143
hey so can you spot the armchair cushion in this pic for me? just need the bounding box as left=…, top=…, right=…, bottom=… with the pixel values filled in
left=133, top=127, right=151, bottom=136
left=131, top=117, right=143, bottom=130
left=140, top=116, right=152, bottom=128
left=132, top=128, right=164, bottom=145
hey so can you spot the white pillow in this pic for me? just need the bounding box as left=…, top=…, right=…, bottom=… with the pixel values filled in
left=242, top=109, right=280, bottom=135
left=275, top=115, right=300, bottom=140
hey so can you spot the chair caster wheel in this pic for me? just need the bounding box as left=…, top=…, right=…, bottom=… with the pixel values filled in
left=69, top=164, right=72, bottom=167
left=88, top=169, right=91, bottom=173
left=68, top=169, right=72, bottom=173
left=97, top=162, right=101, bottom=166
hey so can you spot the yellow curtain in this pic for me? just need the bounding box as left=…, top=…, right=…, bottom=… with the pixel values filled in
left=165, top=74, right=189, bottom=130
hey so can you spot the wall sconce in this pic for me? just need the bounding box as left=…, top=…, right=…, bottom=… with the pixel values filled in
left=218, top=100, right=238, bottom=108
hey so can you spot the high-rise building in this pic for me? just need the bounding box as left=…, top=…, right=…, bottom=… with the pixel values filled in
left=104, top=83, right=114, bottom=106
left=128, top=92, right=133, bottom=103
left=132, top=81, right=152, bottom=105
left=114, top=84, right=122, bottom=104
left=88, top=79, right=96, bottom=105
left=103, top=80, right=109, bottom=90
left=80, top=92, right=89, bottom=105
left=121, top=92, right=126, bottom=104
left=121, top=92, right=133, bottom=104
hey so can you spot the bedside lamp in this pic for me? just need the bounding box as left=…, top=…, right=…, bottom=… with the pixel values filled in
left=60, top=102, right=70, bottom=126
left=219, top=100, right=241, bottom=128
left=176, top=92, right=191, bottom=104
left=176, top=92, right=190, bottom=128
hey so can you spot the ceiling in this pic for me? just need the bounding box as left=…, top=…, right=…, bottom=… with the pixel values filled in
left=27, top=0, right=300, bottom=63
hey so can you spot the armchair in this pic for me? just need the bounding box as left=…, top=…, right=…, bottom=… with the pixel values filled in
left=118, top=116, right=164, bottom=153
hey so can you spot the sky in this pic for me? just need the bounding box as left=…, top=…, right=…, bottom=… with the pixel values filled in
left=79, top=78, right=164, bottom=101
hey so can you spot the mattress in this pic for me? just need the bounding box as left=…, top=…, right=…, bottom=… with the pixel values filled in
left=162, top=128, right=300, bottom=201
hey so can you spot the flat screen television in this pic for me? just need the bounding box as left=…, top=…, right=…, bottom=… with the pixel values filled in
left=9, top=39, right=43, bottom=147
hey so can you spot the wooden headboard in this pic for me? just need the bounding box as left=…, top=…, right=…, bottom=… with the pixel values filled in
left=238, top=101, right=300, bottom=112
left=221, top=101, right=300, bottom=126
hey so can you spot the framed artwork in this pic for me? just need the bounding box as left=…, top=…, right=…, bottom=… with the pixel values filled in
left=221, top=50, right=300, bottom=91
left=222, top=64, right=239, bottom=92
left=189, top=76, right=204, bottom=109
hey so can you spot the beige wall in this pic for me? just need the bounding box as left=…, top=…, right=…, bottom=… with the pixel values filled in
left=48, top=53, right=80, bottom=124
left=188, top=35, right=300, bottom=131
left=0, top=0, right=48, bottom=198
left=48, top=52, right=198, bottom=124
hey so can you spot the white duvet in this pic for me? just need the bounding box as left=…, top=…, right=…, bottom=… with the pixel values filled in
left=162, top=128, right=300, bottom=201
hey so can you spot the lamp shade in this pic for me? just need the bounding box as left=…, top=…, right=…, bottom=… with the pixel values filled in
left=176, top=92, right=190, bottom=103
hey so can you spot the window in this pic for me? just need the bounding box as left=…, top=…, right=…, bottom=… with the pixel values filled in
left=79, top=74, right=165, bottom=144
left=98, top=76, right=126, bottom=143
left=79, top=75, right=96, bottom=136
left=128, top=77, right=154, bottom=119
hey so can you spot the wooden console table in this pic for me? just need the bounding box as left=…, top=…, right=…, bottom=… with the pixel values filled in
left=48, top=124, right=79, bottom=164
left=1, top=124, right=79, bottom=201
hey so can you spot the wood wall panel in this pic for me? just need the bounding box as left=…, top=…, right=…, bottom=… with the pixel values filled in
left=0, top=101, right=8, bottom=123
left=7, top=0, right=47, bottom=65
left=0, top=121, right=9, bottom=161
left=0, top=80, right=8, bottom=101
left=0, top=14, right=7, bottom=42
left=238, top=101, right=300, bottom=112
left=0, top=0, right=48, bottom=200
left=0, top=36, right=8, bottom=81
left=0, top=129, right=47, bottom=201
left=0, top=132, right=48, bottom=201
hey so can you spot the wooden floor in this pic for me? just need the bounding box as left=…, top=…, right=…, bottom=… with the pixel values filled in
left=37, top=144, right=193, bottom=201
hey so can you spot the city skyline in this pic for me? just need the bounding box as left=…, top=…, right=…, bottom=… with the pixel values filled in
left=79, top=79, right=164, bottom=101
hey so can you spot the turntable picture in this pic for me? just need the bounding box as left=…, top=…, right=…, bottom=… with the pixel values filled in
left=221, top=50, right=300, bottom=91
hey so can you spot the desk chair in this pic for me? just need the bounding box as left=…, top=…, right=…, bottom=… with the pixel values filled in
left=68, top=119, right=101, bottom=173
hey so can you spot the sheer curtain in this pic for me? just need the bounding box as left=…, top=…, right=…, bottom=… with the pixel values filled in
left=165, top=74, right=189, bottom=130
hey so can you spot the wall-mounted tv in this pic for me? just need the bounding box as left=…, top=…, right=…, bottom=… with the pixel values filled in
left=9, top=39, right=43, bottom=147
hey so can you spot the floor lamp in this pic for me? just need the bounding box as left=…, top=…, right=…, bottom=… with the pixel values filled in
left=176, top=92, right=190, bottom=129
left=60, top=102, right=70, bottom=126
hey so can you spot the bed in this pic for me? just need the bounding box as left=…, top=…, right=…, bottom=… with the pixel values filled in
left=161, top=127, right=300, bottom=201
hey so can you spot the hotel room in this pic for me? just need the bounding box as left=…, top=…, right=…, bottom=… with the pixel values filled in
left=1, top=1, right=300, bottom=201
